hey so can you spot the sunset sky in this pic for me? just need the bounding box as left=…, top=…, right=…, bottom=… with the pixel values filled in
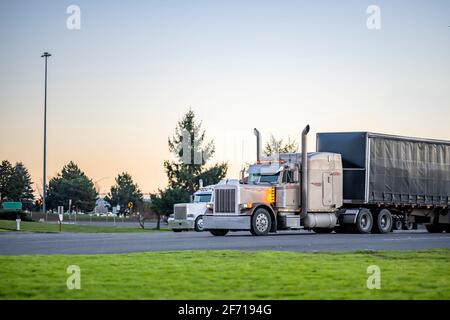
left=1, top=0, right=449, bottom=196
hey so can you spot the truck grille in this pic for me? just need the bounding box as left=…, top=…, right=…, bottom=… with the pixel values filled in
left=215, top=189, right=236, bottom=213
left=174, top=205, right=187, bottom=219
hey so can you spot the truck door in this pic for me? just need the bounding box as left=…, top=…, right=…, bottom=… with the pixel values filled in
left=322, top=173, right=333, bottom=206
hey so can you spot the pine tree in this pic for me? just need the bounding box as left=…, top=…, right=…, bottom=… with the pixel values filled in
left=164, top=109, right=228, bottom=194
left=105, top=172, right=143, bottom=215
left=46, top=161, right=97, bottom=212
left=152, top=109, right=228, bottom=217
left=0, top=160, right=14, bottom=201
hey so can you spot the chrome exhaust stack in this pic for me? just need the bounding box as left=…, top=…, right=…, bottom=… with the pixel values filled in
left=300, top=125, right=310, bottom=219
left=254, top=128, right=262, bottom=162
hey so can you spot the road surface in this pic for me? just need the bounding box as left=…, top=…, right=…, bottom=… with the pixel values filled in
left=0, top=230, right=449, bottom=255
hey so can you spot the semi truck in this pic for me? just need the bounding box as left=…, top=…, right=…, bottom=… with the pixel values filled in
left=168, top=185, right=214, bottom=232
left=203, top=125, right=450, bottom=236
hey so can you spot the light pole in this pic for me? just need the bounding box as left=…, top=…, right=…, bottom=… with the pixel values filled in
left=41, top=52, right=51, bottom=219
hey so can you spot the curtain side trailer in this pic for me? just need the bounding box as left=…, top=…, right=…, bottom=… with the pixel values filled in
left=317, top=132, right=450, bottom=232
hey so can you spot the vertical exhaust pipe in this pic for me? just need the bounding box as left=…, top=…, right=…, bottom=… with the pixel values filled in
left=254, top=128, right=261, bottom=162
left=199, top=179, right=203, bottom=188
left=300, top=125, right=310, bottom=218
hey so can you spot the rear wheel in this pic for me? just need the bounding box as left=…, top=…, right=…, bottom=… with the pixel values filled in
left=251, top=208, right=272, bottom=236
left=194, top=215, right=204, bottom=232
left=425, top=224, right=444, bottom=233
left=209, top=229, right=229, bottom=236
left=353, top=209, right=373, bottom=234
left=393, top=219, right=403, bottom=230
left=403, top=221, right=414, bottom=230
left=372, top=209, right=393, bottom=234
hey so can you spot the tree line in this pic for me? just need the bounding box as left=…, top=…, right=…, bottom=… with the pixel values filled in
left=0, top=109, right=296, bottom=218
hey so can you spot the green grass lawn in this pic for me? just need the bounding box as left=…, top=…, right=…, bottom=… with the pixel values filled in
left=0, top=220, right=168, bottom=233
left=1, top=249, right=449, bottom=299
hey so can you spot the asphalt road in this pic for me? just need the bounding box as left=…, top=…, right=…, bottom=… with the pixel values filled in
left=0, top=230, right=449, bottom=255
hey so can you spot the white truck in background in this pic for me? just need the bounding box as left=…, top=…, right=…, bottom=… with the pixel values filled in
left=168, top=184, right=214, bottom=232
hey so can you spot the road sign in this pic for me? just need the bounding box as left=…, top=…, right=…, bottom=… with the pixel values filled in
left=128, top=202, right=133, bottom=209
left=1, top=202, right=22, bottom=211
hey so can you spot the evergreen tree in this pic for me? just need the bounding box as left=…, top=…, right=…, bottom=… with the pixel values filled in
left=0, top=160, right=14, bottom=201
left=153, top=109, right=228, bottom=217
left=105, top=172, right=143, bottom=215
left=46, top=161, right=97, bottom=212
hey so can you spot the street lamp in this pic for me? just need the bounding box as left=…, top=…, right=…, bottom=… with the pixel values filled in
left=41, top=52, right=51, bottom=219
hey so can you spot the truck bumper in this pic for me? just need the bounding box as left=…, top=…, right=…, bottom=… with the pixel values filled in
left=168, top=219, right=194, bottom=230
left=203, top=215, right=251, bottom=230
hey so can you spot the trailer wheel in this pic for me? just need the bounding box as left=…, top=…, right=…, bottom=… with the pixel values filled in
left=425, top=224, right=444, bottom=233
left=393, top=219, right=403, bottom=230
left=354, top=209, right=373, bottom=234
left=251, top=208, right=272, bottom=236
left=209, top=229, right=229, bottom=236
left=372, top=209, right=393, bottom=234
left=194, top=215, right=204, bottom=232
left=402, top=221, right=414, bottom=231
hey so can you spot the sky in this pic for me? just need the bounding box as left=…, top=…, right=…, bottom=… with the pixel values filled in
left=0, top=0, right=449, bottom=196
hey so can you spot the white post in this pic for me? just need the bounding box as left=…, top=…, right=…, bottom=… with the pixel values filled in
left=16, top=217, right=21, bottom=231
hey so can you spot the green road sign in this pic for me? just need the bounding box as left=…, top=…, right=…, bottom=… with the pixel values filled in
left=1, top=202, right=23, bottom=211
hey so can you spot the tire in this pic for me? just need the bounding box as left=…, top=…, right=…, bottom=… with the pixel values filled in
left=209, top=229, right=229, bottom=236
left=353, top=209, right=373, bottom=234
left=372, top=209, right=393, bottom=234
left=393, top=219, right=403, bottom=230
left=402, top=221, right=414, bottom=230
left=172, top=229, right=183, bottom=233
left=251, top=208, right=272, bottom=236
left=313, top=228, right=334, bottom=234
left=425, top=224, right=444, bottom=233
left=194, top=215, right=204, bottom=232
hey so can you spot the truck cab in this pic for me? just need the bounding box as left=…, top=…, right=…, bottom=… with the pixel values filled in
left=204, top=151, right=343, bottom=236
left=168, top=186, right=214, bottom=232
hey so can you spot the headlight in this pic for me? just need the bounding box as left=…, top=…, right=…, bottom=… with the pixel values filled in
left=206, top=203, right=214, bottom=210
left=239, top=202, right=253, bottom=210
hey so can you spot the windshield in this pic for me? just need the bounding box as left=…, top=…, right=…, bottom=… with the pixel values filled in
left=247, top=173, right=279, bottom=184
left=246, top=163, right=281, bottom=185
left=193, top=194, right=212, bottom=203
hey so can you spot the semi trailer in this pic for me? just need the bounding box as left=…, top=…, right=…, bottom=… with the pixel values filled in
left=203, top=125, right=450, bottom=236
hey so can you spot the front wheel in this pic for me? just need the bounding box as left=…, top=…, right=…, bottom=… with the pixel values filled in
left=209, top=229, right=229, bottom=236
left=251, top=208, right=272, bottom=236
left=194, top=215, right=204, bottom=232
